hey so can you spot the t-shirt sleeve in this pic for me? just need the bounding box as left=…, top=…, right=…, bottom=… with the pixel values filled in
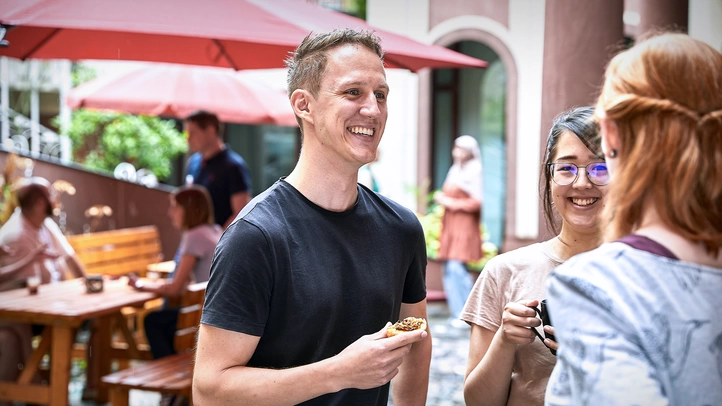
left=460, top=255, right=504, bottom=330
left=402, top=219, right=427, bottom=304
left=544, top=261, right=668, bottom=406
left=227, top=160, right=250, bottom=195
left=179, top=229, right=205, bottom=259
left=200, top=219, right=273, bottom=337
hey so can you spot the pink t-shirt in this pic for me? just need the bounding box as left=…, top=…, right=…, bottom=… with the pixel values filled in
left=461, top=241, right=563, bottom=406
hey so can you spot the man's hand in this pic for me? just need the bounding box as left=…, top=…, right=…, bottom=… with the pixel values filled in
left=331, top=323, right=428, bottom=391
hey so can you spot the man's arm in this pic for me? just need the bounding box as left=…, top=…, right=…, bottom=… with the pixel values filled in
left=193, top=322, right=427, bottom=405
left=66, top=254, right=86, bottom=278
left=391, top=300, right=432, bottom=406
left=0, top=245, right=59, bottom=283
left=223, top=191, right=251, bottom=229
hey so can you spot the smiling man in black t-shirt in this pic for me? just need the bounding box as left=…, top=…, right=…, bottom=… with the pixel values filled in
left=192, top=29, right=432, bottom=405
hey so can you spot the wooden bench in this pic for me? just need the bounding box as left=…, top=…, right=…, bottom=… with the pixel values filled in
left=101, top=281, right=207, bottom=406
left=66, top=225, right=163, bottom=278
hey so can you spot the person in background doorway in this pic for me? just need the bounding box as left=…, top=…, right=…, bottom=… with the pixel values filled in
left=545, top=33, right=722, bottom=405
left=184, top=110, right=252, bottom=229
left=433, top=135, right=483, bottom=327
left=463, top=107, right=608, bottom=405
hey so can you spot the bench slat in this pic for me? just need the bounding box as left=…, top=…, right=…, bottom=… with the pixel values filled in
left=102, top=354, right=190, bottom=385
left=67, top=225, right=162, bottom=277
left=67, top=226, right=158, bottom=248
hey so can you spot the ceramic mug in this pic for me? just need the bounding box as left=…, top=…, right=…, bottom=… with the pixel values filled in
left=85, top=274, right=104, bottom=293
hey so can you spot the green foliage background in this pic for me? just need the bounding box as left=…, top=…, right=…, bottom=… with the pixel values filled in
left=56, top=110, right=187, bottom=181
left=57, top=63, right=187, bottom=181
left=417, top=193, right=499, bottom=272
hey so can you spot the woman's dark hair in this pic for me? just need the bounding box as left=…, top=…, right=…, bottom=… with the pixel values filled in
left=172, top=185, right=214, bottom=230
left=541, top=106, right=602, bottom=234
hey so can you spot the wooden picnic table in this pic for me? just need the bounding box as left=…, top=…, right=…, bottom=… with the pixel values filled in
left=0, top=277, right=159, bottom=405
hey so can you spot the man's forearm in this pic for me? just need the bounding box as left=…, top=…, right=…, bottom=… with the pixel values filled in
left=67, top=255, right=86, bottom=278
left=391, top=329, right=432, bottom=406
left=194, top=357, right=342, bottom=405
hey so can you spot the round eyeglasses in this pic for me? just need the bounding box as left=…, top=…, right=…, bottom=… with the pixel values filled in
left=548, top=162, right=610, bottom=186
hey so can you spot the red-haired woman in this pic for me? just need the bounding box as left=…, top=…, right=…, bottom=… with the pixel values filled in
left=546, top=33, right=722, bottom=405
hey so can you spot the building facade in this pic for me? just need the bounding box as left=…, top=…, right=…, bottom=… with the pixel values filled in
left=367, top=0, right=722, bottom=251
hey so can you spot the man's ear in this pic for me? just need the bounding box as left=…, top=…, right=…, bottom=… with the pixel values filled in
left=290, top=89, right=313, bottom=125
left=600, top=117, right=620, bottom=158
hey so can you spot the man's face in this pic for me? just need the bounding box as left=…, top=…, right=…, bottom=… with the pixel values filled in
left=185, top=121, right=214, bottom=154
left=310, top=43, right=389, bottom=168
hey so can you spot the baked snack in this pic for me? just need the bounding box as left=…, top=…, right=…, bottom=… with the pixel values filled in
left=386, top=317, right=427, bottom=337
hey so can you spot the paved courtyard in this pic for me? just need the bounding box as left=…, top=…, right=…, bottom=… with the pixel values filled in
left=69, top=301, right=471, bottom=406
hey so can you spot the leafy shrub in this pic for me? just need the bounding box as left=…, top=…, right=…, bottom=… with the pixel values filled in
left=417, top=198, right=498, bottom=272
left=56, top=110, right=187, bottom=181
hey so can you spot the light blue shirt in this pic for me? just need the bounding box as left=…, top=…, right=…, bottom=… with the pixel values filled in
left=545, top=242, right=722, bottom=406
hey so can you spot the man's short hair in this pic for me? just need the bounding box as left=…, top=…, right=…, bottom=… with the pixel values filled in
left=185, top=110, right=223, bottom=138
left=15, top=177, right=54, bottom=212
left=285, top=29, right=384, bottom=100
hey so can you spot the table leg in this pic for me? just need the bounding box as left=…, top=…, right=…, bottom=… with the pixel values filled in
left=93, top=316, right=113, bottom=402
left=49, top=326, right=73, bottom=406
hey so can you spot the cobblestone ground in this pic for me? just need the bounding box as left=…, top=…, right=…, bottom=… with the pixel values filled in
left=389, top=301, right=471, bottom=406
left=70, top=302, right=469, bottom=406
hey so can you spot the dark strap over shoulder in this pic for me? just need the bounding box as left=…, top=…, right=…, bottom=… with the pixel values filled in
left=617, top=234, right=679, bottom=260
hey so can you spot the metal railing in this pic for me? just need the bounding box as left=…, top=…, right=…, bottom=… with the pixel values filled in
left=0, top=105, right=71, bottom=161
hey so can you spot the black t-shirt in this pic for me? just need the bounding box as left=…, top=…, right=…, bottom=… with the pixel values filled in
left=201, top=179, right=427, bottom=405
left=185, top=147, right=251, bottom=226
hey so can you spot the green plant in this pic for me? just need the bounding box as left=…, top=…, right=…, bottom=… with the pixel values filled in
left=0, top=153, right=22, bottom=226
left=417, top=195, right=498, bottom=273
left=54, top=110, right=187, bottom=181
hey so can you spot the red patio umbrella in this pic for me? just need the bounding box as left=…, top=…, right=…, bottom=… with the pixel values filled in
left=66, top=63, right=298, bottom=127
left=0, top=0, right=487, bottom=71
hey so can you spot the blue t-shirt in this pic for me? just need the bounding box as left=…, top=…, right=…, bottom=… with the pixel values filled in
left=185, top=146, right=251, bottom=226
left=545, top=242, right=722, bottom=405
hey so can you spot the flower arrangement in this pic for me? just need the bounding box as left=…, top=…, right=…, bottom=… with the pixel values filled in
left=417, top=200, right=499, bottom=272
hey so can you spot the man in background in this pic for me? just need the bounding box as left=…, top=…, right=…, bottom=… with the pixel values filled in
left=184, top=110, right=252, bottom=229
left=193, top=29, right=431, bottom=405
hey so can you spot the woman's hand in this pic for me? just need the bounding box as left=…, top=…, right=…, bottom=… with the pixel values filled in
left=433, top=191, right=447, bottom=206
left=32, top=246, right=60, bottom=262
left=126, top=273, right=142, bottom=290
left=498, top=299, right=542, bottom=346
left=543, top=325, right=558, bottom=352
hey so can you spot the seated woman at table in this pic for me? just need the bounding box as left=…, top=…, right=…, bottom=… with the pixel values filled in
left=128, top=185, right=222, bottom=359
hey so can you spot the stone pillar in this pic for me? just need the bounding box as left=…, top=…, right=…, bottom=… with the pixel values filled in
left=416, top=68, right=433, bottom=211
left=638, top=0, right=688, bottom=36
left=537, top=0, right=625, bottom=239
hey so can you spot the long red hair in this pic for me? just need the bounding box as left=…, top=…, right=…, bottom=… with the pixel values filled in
left=596, top=33, right=722, bottom=255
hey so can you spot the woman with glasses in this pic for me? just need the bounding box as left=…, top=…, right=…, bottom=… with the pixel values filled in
left=462, top=106, right=608, bottom=406
left=545, top=33, right=722, bottom=405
